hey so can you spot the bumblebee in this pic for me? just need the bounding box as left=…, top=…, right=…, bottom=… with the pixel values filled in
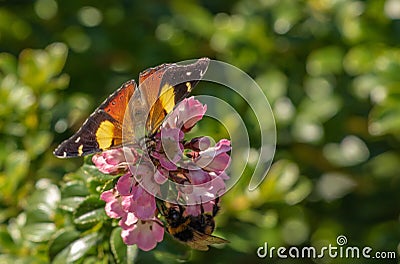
left=157, top=198, right=229, bottom=251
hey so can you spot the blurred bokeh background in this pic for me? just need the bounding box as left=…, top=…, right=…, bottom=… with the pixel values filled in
left=1, top=0, right=400, bottom=263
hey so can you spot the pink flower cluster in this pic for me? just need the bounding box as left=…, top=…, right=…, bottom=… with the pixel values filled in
left=93, top=97, right=231, bottom=251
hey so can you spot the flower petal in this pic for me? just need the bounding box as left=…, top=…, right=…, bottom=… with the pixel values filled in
left=101, top=189, right=126, bottom=219
left=121, top=220, right=164, bottom=251
left=116, top=173, right=136, bottom=196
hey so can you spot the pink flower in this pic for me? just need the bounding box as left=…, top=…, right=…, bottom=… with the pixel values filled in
left=121, top=219, right=164, bottom=251
left=100, top=189, right=126, bottom=219
left=185, top=136, right=211, bottom=151
left=195, top=139, right=231, bottom=174
left=154, top=168, right=168, bottom=184
left=131, top=161, right=164, bottom=197
left=151, top=151, right=178, bottom=171
left=116, top=172, right=136, bottom=196
left=160, top=127, right=184, bottom=162
left=119, top=212, right=138, bottom=229
left=179, top=171, right=226, bottom=208
left=185, top=204, right=201, bottom=216
left=92, top=147, right=137, bottom=174
left=215, top=171, right=230, bottom=181
left=122, top=188, right=156, bottom=219
left=185, top=199, right=218, bottom=216
left=163, top=97, right=207, bottom=132
left=116, top=172, right=157, bottom=219
left=96, top=97, right=231, bottom=251
left=151, top=128, right=184, bottom=171
left=188, top=169, right=211, bottom=185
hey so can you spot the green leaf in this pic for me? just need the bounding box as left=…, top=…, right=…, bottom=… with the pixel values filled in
left=343, top=45, right=377, bottom=75
left=82, top=164, right=115, bottom=183
left=100, top=178, right=119, bottom=193
left=45, top=42, right=68, bottom=79
left=365, top=151, right=400, bottom=179
left=306, top=46, right=344, bottom=76
left=369, top=103, right=400, bottom=136
left=62, top=181, right=90, bottom=198
left=51, top=233, right=101, bottom=264
left=23, top=131, right=53, bottom=158
left=73, top=195, right=106, bottom=229
left=22, top=222, right=55, bottom=242
left=25, top=208, right=53, bottom=223
left=284, top=177, right=312, bottom=205
left=63, top=170, right=89, bottom=183
left=82, top=164, right=117, bottom=194
left=58, top=196, right=86, bottom=212
left=46, top=72, right=70, bottom=91
left=49, top=228, right=80, bottom=260
left=1, top=150, right=29, bottom=198
left=0, top=255, right=47, bottom=264
left=18, top=43, right=68, bottom=92
left=256, top=159, right=303, bottom=204
left=29, top=179, right=61, bottom=211
left=18, top=48, right=48, bottom=89
left=110, top=227, right=138, bottom=264
left=0, top=225, right=17, bottom=252
left=153, top=235, right=191, bottom=262
left=74, top=208, right=107, bottom=228
left=0, top=52, right=17, bottom=75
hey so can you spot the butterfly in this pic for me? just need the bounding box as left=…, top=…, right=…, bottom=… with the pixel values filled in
left=53, top=58, right=210, bottom=158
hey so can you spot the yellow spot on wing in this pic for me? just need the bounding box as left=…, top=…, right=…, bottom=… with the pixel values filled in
left=78, top=145, right=83, bottom=155
left=159, top=84, right=176, bottom=113
left=96, top=120, right=115, bottom=150
left=186, top=82, right=192, bottom=91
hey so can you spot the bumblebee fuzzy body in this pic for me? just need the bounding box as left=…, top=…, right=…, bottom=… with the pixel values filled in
left=166, top=207, right=215, bottom=241
left=158, top=200, right=228, bottom=251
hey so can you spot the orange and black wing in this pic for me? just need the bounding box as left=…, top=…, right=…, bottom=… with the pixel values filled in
left=140, top=58, right=210, bottom=135
left=53, top=80, right=136, bottom=158
left=54, top=58, right=210, bottom=158
left=186, top=230, right=229, bottom=251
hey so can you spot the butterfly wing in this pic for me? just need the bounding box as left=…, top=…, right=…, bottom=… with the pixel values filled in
left=54, top=80, right=136, bottom=158
left=137, top=63, right=172, bottom=134
left=141, top=58, right=210, bottom=134
left=54, top=58, right=210, bottom=158
left=186, top=230, right=229, bottom=251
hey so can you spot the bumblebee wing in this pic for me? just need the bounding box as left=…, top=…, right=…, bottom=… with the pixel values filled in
left=186, top=230, right=229, bottom=251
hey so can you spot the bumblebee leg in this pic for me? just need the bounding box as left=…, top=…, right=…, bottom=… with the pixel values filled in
left=156, top=198, right=168, bottom=215
left=212, top=197, right=220, bottom=217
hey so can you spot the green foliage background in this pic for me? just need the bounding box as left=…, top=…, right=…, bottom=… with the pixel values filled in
left=0, top=0, right=399, bottom=263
